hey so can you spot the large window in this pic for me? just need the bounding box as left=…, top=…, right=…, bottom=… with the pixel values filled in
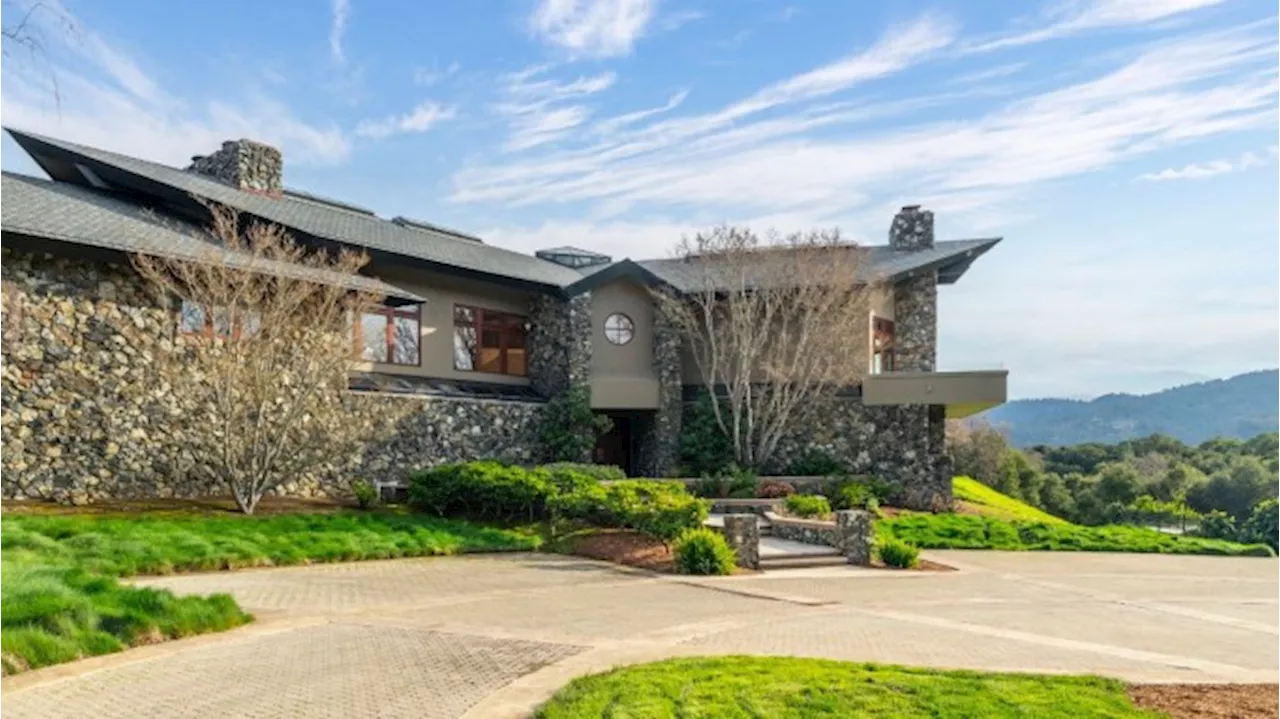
left=871, top=316, right=895, bottom=374
left=453, top=305, right=527, bottom=376
left=357, top=305, right=421, bottom=365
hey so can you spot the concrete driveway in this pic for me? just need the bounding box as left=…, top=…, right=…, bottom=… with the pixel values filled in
left=2, top=551, right=1275, bottom=718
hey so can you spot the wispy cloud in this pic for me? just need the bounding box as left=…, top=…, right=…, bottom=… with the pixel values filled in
left=1, top=1, right=351, bottom=166
left=1136, top=148, right=1273, bottom=181
left=591, top=89, right=689, bottom=135
left=413, top=61, right=460, bottom=86
left=964, top=0, right=1229, bottom=53
left=658, top=9, right=705, bottom=32
left=452, top=20, right=1276, bottom=223
left=950, top=62, right=1027, bottom=86
left=355, top=101, right=455, bottom=139
left=329, top=0, right=350, bottom=64
left=494, top=65, right=616, bottom=150
left=528, top=0, right=657, bottom=58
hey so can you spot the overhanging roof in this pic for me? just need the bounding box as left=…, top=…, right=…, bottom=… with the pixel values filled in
left=6, top=128, right=583, bottom=292
left=1, top=172, right=425, bottom=304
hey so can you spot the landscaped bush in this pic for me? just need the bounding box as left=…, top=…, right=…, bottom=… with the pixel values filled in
left=679, top=390, right=735, bottom=477
left=1242, top=498, right=1278, bottom=550
left=784, top=494, right=831, bottom=519
left=672, top=528, right=737, bottom=575
left=351, top=479, right=378, bottom=509
left=539, top=385, right=613, bottom=463
left=691, top=466, right=757, bottom=499
left=539, top=463, right=626, bottom=483
left=877, top=537, right=920, bottom=569
left=879, top=513, right=1275, bottom=556
left=1196, top=510, right=1237, bottom=541
left=551, top=480, right=708, bottom=542
left=788, top=449, right=848, bottom=477
left=755, top=480, right=796, bottom=499
left=826, top=476, right=896, bottom=510
left=408, top=461, right=553, bottom=520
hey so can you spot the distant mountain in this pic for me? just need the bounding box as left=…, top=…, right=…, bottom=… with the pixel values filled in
left=978, top=370, right=1280, bottom=447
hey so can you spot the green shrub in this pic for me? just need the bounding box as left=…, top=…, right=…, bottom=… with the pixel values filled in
left=877, top=538, right=920, bottom=569
left=784, top=495, right=831, bottom=519
left=680, top=390, right=735, bottom=476
left=755, top=480, right=796, bottom=499
left=672, top=528, right=737, bottom=575
left=826, top=476, right=895, bottom=511
left=691, top=465, right=755, bottom=499
left=1249, top=498, right=1280, bottom=547
left=538, top=463, right=626, bottom=483
left=351, top=480, right=378, bottom=510
left=540, top=385, right=613, bottom=463
left=878, top=513, right=1275, bottom=556
left=550, top=480, right=708, bottom=542
left=788, top=450, right=848, bottom=477
left=408, top=461, right=552, bottom=520
left=1197, top=510, right=1237, bottom=541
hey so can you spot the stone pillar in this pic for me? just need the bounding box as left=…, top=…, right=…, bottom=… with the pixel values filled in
left=637, top=313, right=682, bottom=477
left=926, top=404, right=952, bottom=511
left=837, top=510, right=875, bottom=566
left=893, top=274, right=937, bottom=373
left=722, top=514, right=760, bottom=570
left=527, top=293, right=592, bottom=398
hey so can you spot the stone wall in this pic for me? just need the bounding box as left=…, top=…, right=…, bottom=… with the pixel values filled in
left=0, top=248, right=546, bottom=503
left=187, top=139, right=283, bottom=195
left=768, top=514, right=839, bottom=548
left=893, top=272, right=937, bottom=373
left=527, top=294, right=591, bottom=398
left=635, top=313, right=682, bottom=476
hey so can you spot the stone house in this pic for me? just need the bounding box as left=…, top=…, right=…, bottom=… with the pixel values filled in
left=0, top=128, right=1007, bottom=507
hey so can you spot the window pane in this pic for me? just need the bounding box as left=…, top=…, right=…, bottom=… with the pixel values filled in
left=213, top=307, right=233, bottom=338
left=179, top=301, right=205, bottom=334
left=361, top=312, right=388, bottom=363
left=453, top=325, right=476, bottom=370
left=242, top=311, right=262, bottom=337
left=480, top=328, right=501, bottom=349
left=507, top=326, right=526, bottom=349
left=393, top=315, right=419, bottom=365
left=872, top=352, right=882, bottom=375
left=506, top=348, right=527, bottom=376
left=453, top=305, right=474, bottom=324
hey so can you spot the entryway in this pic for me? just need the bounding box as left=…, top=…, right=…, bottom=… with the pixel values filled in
left=592, top=411, right=652, bottom=476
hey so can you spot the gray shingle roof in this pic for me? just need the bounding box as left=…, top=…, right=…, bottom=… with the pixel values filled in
left=1, top=172, right=425, bottom=303
left=634, top=237, right=1000, bottom=292
left=7, top=129, right=583, bottom=289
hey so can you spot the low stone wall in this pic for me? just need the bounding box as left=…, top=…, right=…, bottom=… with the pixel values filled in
left=1, top=249, right=547, bottom=504
left=766, top=513, right=840, bottom=549
left=707, top=498, right=782, bottom=516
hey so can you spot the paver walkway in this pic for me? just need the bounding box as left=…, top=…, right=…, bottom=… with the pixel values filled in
left=2, top=551, right=1275, bottom=718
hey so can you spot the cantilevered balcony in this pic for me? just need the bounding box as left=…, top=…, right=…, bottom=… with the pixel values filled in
left=861, top=369, right=1008, bottom=418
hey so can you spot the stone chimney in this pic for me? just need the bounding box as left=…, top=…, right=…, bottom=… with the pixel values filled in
left=186, top=139, right=283, bottom=195
left=889, top=204, right=934, bottom=251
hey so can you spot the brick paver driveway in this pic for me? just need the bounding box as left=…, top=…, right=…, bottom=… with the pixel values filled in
left=2, top=551, right=1275, bottom=718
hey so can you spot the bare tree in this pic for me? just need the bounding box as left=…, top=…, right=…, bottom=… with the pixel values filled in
left=655, top=227, right=878, bottom=470
left=132, top=202, right=405, bottom=514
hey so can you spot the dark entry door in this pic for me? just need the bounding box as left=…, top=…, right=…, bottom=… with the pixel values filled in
left=594, top=414, right=631, bottom=473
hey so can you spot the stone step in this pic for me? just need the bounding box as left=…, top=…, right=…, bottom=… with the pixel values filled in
left=759, top=554, right=849, bottom=570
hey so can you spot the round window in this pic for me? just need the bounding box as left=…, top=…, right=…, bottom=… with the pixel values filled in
left=603, top=313, right=635, bottom=346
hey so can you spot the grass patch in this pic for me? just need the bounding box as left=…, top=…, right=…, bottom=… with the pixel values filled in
left=535, top=656, right=1163, bottom=718
left=2, top=511, right=542, bottom=577
left=953, top=476, right=1069, bottom=525
left=0, top=510, right=540, bottom=674
left=880, top=513, right=1275, bottom=556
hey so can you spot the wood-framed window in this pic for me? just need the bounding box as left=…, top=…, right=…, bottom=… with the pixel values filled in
left=872, top=316, right=895, bottom=374
left=357, top=305, right=421, bottom=366
left=178, top=300, right=260, bottom=339
left=453, top=305, right=527, bottom=377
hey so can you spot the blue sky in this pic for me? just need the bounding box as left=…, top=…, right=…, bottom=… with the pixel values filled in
left=2, top=0, right=1277, bottom=399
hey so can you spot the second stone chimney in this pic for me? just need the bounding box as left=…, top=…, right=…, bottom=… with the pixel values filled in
left=187, top=139, right=283, bottom=195
left=889, top=204, right=934, bottom=251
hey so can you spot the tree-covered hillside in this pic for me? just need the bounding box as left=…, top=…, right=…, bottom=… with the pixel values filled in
left=979, top=370, right=1279, bottom=447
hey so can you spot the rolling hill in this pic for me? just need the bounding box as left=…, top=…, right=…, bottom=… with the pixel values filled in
left=977, top=370, right=1279, bottom=447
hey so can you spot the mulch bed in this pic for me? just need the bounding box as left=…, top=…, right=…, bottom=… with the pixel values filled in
left=563, top=529, right=678, bottom=573
left=1129, top=684, right=1278, bottom=719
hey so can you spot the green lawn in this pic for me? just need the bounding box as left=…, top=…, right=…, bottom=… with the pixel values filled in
left=535, top=657, right=1163, bottom=718
left=952, top=476, right=1069, bottom=525
left=880, top=512, right=1274, bottom=556
left=0, top=511, right=540, bottom=674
